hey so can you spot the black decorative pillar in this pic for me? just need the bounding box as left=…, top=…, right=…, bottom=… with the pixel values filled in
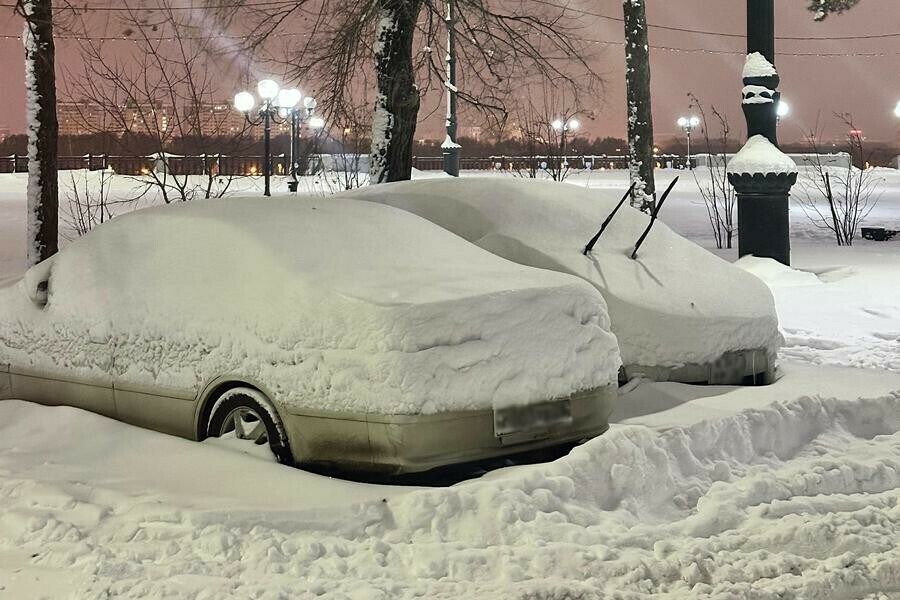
left=727, top=0, right=797, bottom=266
left=441, top=0, right=460, bottom=176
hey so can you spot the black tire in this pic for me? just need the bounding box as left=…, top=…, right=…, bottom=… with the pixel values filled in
left=207, top=387, right=293, bottom=465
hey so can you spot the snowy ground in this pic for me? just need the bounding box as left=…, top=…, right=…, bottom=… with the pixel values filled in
left=1, top=168, right=899, bottom=598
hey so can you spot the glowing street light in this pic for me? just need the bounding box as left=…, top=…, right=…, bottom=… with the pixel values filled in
left=893, top=101, right=900, bottom=119
left=551, top=117, right=579, bottom=170
left=677, top=115, right=700, bottom=169
left=235, top=80, right=319, bottom=194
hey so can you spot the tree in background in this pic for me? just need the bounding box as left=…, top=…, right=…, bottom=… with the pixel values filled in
left=687, top=93, right=737, bottom=250
left=807, top=0, right=861, bottom=20
left=796, top=114, right=883, bottom=246
left=67, top=2, right=253, bottom=205
left=211, top=0, right=598, bottom=185
left=17, top=0, right=58, bottom=265
left=622, top=0, right=655, bottom=212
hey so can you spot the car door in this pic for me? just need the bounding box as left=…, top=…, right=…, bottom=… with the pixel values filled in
left=5, top=257, right=117, bottom=419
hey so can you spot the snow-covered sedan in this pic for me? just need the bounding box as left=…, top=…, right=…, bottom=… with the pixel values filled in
left=0, top=196, right=620, bottom=473
left=348, top=178, right=781, bottom=385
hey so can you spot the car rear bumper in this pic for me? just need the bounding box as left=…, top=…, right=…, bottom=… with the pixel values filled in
left=281, top=385, right=616, bottom=475
left=620, top=348, right=774, bottom=386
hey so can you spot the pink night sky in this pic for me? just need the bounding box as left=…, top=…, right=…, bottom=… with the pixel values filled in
left=0, top=0, right=897, bottom=143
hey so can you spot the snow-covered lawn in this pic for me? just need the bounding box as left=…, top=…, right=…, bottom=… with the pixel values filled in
left=1, top=169, right=899, bottom=598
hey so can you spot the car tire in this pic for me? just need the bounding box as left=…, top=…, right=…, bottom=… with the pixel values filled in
left=207, top=387, right=293, bottom=465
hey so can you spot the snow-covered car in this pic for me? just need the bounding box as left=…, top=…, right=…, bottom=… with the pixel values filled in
left=0, top=196, right=620, bottom=474
left=348, top=177, right=781, bottom=385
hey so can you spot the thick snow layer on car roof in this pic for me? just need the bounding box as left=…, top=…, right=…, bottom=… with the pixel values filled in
left=347, top=178, right=781, bottom=369
left=0, top=196, right=619, bottom=414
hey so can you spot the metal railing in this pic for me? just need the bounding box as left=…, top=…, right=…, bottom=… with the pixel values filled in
left=0, top=153, right=695, bottom=175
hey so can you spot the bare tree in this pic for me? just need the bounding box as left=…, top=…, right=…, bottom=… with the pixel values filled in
left=797, top=114, right=883, bottom=246
left=61, top=169, right=114, bottom=239
left=209, top=0, right=599, bottom=185
left=623, top=0, right=655, bottom=212
left=65, top=1, right=251, bottom=204
left=688, top=93, right=737, bottom=250
left=509, top=81, right=584, bottom=182
left=17, top=0, right=58, bottom=265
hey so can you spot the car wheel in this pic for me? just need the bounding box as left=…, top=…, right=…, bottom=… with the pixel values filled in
left=207, top=387, right=293, bottom=465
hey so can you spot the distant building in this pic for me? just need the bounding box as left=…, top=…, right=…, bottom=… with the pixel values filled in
left=184, top=102, right=248, bottom=138
left=124, top=101, right=170, bottom=136
left=0, top=126, right=9, bottom=142
left=57, top=101, right=113, bottom=136
left=459, top=125, right=483, bottom=141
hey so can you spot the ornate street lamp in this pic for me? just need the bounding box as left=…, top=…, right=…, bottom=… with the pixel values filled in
left=234, top=80, right=319, bottom=196
left=677, top=116, right=700, bottom=169
left=552, top=117, right=579, bottom=170
left=726, top=0, right=798, bottom=266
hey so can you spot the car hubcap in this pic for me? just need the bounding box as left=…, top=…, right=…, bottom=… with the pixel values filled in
left=218, top=407, right=269, bottom=446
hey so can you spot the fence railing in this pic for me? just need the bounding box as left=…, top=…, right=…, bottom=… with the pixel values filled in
left=0, top=153, right=695, bottom=175
left=0, top=154, right=292, bottom=176
left=412, top=154, right=693, bottom=171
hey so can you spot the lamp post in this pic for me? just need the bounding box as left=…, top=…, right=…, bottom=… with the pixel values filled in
left=677, top=115, right=700, bottom=169
left=726, top=0, right=797, bottom=266
left=552, top=117, right=579, bottom=171
left=234, top=80, right=319, bottom=196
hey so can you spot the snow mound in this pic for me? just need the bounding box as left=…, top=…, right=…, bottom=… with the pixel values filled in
left=347, top=177, right=781, bottom=369
left=743, top=51, right=778, bottom=78
left=736, top=255, right=823, bottom=288
left=0, top=196, right=620, bottom=414
left=728, top=135, right=798, bottom=176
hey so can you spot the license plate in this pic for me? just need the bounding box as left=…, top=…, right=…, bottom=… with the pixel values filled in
left=494, top=399, right=573, bottom=437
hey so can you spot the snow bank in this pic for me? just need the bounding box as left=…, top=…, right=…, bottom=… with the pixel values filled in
left=347, top=178, right=781, bottom=369
left=2, top=385, right=898, bottom=598
left=736, top=255, right=823, bottom=288
left=0, top=196, right=619, bottom=414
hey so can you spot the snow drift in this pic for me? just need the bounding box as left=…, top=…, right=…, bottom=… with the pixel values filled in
left=347, top=177, right=782, bottom=370
left=0, top=196, right=620, bottom=414
left=2, top=386, right=898, bottom=598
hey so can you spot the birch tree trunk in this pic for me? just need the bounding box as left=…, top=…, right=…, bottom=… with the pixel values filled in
left=370, top=0, right=422, bottom=184
left=623, top=0, right=656, bottom=212
left=22, top=0, right=58, bottom=264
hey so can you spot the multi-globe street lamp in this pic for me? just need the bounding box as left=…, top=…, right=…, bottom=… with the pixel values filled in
left=234, top=80, right=320, bottom=196
left=551, top=117, right=579, bottom=169
left=677, top=115, right=700, bottom=169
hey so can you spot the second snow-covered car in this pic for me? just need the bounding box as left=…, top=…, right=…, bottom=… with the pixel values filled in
left=0, top=196, right=620, bottom=474
left=348, top=177, right=782, bottom=385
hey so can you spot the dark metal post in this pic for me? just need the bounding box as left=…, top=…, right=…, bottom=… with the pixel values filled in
left=263, top=106, right=271, bottom=197
left=287, top=109, right=299, bottom=192
left=727, top=0, right=796, bottom=265
left=441, top=0, right=460, bottom=176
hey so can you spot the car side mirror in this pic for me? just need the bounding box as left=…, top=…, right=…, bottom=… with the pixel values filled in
left=23, top=255, right=55, bottom=308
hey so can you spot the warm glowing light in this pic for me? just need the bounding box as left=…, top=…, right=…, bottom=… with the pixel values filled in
left=777, top=100, right=790, bottom=118
left=257, top=79, right=279, bottom=101
left=277, top=88, right=301, bottom=109
left=303, top=96, right=318, bottom=110
left=894, top=101, right=900, bottom=119
left=551, top=119, right=564, bottom=131
left=568, top=118, right=579, bottom=131
left=234, top=91, right=255, bottom=113
left=249, top=166, right=258, bottom=175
